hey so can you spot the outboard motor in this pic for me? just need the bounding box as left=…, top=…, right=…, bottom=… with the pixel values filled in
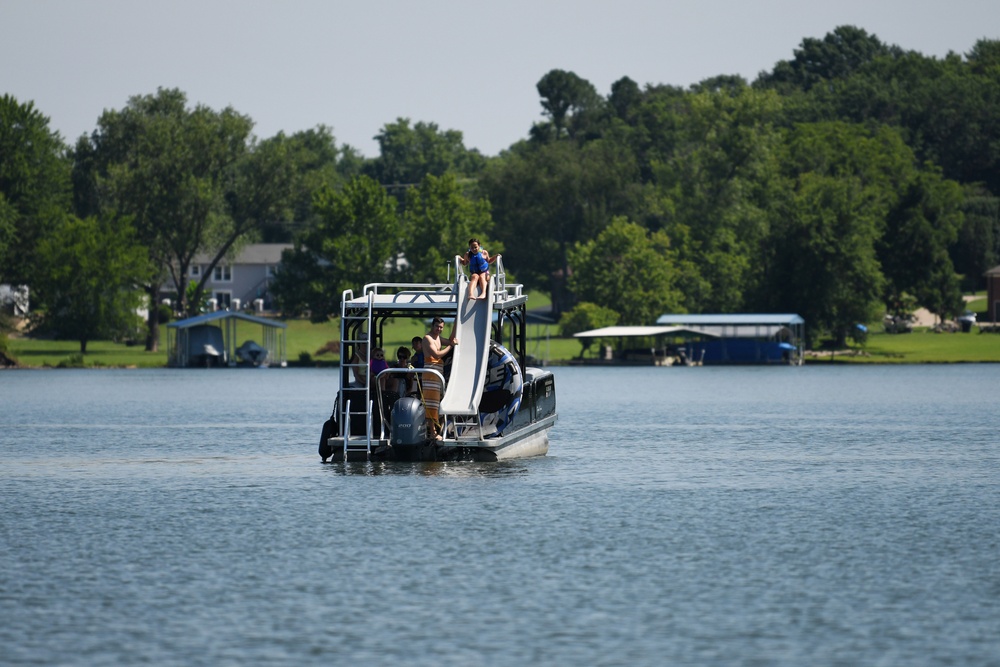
left=390, top=397, right=428, bottom=447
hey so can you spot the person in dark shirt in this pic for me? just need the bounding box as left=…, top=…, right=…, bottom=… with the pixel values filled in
left=410, top=336, right=424, bottom=368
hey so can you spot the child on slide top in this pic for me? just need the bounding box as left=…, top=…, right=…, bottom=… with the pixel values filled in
left=459, top=238, right=497, bottom=300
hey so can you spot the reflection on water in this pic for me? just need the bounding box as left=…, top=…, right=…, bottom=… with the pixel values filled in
left=2, top=365, right=999, bottom=666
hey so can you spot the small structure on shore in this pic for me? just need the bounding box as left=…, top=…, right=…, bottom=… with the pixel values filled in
left=166, top=311, right=287, bottom=368
left=572, top=325, right=716, bottom=366
left=655, top=314, right=804, bottom=365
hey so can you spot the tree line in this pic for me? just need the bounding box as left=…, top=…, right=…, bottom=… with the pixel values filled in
left=2, top=25, right=998, bottom=353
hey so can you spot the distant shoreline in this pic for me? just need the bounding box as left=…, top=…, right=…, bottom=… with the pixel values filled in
left=4, top=357, right=999, bottom=369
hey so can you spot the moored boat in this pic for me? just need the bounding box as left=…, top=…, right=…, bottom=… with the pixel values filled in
left=319, top=256, right=557, bottom=462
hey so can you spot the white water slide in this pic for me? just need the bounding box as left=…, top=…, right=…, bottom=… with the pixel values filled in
left=438, top=271, right=493, bottom=416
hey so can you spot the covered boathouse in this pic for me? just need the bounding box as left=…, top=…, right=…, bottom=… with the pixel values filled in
left=572, top=325, right=717, bottom=365
left=166, top=310, right=287, bottom=368
left=655, top=314, right=805, bottom=365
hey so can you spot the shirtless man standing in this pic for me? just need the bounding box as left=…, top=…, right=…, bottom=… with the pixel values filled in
left=422, top=317, right=457, bottom=436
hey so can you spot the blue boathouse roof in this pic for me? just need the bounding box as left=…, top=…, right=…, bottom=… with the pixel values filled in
left=656, top=314, right=804, bottom=326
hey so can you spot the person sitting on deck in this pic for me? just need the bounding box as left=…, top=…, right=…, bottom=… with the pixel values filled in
left=410, top=336, right=424, bottom=369
left=392, top=346, right=417, bottom=398
left=369, top=346, right=389, bottom=391
left=348, top=335, right=368, bottom=388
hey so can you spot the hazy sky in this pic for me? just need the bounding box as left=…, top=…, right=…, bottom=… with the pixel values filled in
left=3, top=0, right=997, bottom=157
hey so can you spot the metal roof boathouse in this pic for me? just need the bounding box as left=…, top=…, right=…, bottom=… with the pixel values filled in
left=166, top=311, right=287, bottom=368
left=655, top=313, right=804, bottom=365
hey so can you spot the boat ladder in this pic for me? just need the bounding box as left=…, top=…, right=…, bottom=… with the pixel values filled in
left=444, top=413, right=486, bottom=443
left=339, top=289, right=376, bottom=459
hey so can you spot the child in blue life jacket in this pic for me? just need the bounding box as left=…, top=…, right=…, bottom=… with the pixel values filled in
left=459, top=238, right=497, bottom=301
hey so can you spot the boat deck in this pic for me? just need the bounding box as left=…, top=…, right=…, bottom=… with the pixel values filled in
left=342, top=281, right=528, bottom=316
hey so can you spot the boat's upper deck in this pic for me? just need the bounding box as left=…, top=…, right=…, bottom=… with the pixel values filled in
left=339, top=257, right=531, bottom=369
left=342, top=281, right=528, bottom=317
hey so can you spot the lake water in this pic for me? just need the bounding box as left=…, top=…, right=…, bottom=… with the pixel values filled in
left=2, top=365, right=998, bottom=666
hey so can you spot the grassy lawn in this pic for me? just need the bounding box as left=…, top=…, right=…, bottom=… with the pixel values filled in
left=6, top=297, right=582, bottom=368
left=968, top=296, right=987, bottom=314
left=827, top=291, right=999, bottom=363
left=6, top=289, right=998, bottom=367
left=300, top=321, right=1000, bottom=365
left=288, top=317, right=429, bottom=365
left=6, top=337, right=169, bottom=368
left=284, top=318, right=340, bottom=364
left=833, top=327, right=1000, bottom=363
left=4, top=318, right=537, bottom=368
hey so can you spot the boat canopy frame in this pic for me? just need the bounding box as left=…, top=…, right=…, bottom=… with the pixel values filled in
left=339, top=258, right=530, bottom=383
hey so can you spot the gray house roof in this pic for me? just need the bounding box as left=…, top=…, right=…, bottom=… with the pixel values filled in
left=192, top=243, right=291, bottom=265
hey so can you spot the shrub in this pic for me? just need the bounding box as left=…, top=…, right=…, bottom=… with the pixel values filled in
left=57, top=353, right=86, bottom=368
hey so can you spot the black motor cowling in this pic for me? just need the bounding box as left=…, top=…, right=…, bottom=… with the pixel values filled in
left=390, top=397, right=427, bottom=447
left=319, top=414, right=336, bottom=462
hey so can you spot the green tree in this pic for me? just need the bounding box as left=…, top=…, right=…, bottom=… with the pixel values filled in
left=367, top=118, right=484, bottom=186
left=32, top=215, right=152, bottom=353
left=567, top=217, right=683, bottom=325
left=953, top=188, right=1000, bottom=291
left=902, top=50, right=1000, bottom=196
left=880, top=169, right=965, bottom=320
left=608, top=76, right=643, bottom=124
left=255, top=126, right=348, bottom=243
left=533, top=69, right=604, bottom=142
left=769, top=174, right=885, bottom=347
left=649, top=87, right=786, bottom=313
left=224, top=132, right=297, bottom=250
left=761, top=122, right=922, bottom=345
left=481, top=138, right=641, bottom=313
left=621, top=83, right=687, bottom=173
left=0, top=194, right=15, bottom=273
left=756, top=25, right=900, bottom=92
left=967, top=38, right=1000, bottom=76
left=796, top=42, right=1000, bottom=196
left=271, top=175, right=400, bottom=321
left=690, top=74, right=749, bottom=95
left=0, top=94, right=71, bottom=286
left=558, top=302, right=619, bottom=358
left=0, top=194, right=15, bottom=356
left=400, top=173, right=497, bottom=283
left=75, top=88, right=256, bottom=347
